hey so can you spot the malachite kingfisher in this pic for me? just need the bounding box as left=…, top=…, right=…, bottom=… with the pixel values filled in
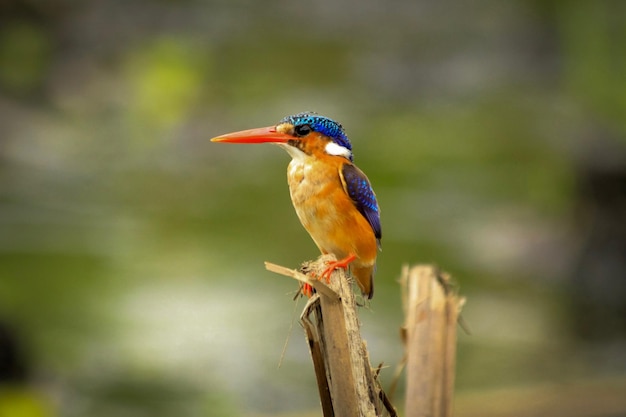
left=211, top=112, right=381, bottom=299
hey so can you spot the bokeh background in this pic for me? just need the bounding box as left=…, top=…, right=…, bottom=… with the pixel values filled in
left=1, top=0, right=625, bottom=416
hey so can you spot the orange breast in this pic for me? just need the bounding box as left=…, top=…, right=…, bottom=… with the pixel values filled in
left=287, top=155, right=378, bottom=269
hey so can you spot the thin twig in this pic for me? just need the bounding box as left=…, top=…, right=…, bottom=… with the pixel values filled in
left=264, top=261, right=339, bottom=300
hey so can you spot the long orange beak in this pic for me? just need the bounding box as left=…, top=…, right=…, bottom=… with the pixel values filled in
left=211, top=126, right=293, bottom=144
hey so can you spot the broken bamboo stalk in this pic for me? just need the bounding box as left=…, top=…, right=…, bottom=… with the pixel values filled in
left=400, top=264, right=465, bottom=417
left=266, top=255, right=396, bottom=417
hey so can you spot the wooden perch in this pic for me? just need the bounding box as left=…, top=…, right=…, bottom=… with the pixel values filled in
left=266, top=255, right=396, bottom=417
left=399, top=265, right=465, bottom=417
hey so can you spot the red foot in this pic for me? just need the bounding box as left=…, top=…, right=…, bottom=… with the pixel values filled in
left=319, top=253, right=357, bottom=283
left=301, top=283, right=314, bottom=298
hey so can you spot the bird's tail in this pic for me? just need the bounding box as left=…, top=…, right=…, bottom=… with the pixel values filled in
left=351, top=264, right=375, bottom=299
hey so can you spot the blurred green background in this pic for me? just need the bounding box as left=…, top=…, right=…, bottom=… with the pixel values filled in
left=1, top=0, right=625, bottom=416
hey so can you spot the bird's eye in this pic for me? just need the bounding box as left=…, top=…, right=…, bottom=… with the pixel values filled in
left=294, top=124, right=312, bottom=136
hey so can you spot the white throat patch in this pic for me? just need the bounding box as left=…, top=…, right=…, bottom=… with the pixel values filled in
left=325, top=142, right=352, bottom=159
left=277, top=143, right=307, bottom=161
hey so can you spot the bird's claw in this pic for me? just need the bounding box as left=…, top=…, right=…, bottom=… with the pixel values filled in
left=301, top=283, right=314, bottom=298
left=319, top=253, right=357, bottom=283
left=301, top=254, right=357, bottom=297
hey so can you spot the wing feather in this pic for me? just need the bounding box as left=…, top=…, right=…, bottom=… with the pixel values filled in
left=340, top=163, right=382, bottom=246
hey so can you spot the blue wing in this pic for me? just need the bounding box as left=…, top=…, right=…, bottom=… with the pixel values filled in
left=341, top=163, right=382, bottom=247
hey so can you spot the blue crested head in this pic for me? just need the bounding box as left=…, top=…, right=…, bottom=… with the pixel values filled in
left=280, top=112, right=353, bottom=161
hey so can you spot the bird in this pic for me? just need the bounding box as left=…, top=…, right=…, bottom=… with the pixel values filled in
left=211, top=112, right=381, bottom=299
